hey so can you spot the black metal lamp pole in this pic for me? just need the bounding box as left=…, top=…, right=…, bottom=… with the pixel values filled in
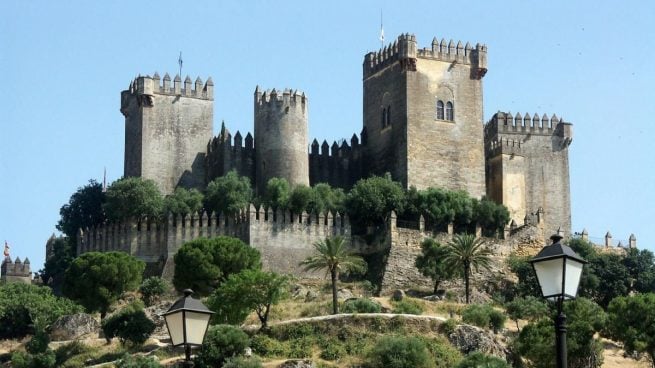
left=183, top=344, right=193, bottom=367
left=555, top=298, right=567, bottom=368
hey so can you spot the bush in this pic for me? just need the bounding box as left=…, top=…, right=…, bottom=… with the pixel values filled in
left=0, top=283, right=83, bottom=338
left=223, top=356, right=263, bottom=368
left=11, top=350, right=56, bottom=368
left=195, top=325, right=249, bottom=367
left=367, top=335, right=435, bottom=368
left=320, top=341, right=346, bottom=361
left=392, top=299, right=424, bottom=315
left=342, top=298, right=381, bottom=313
left=115, top=354, right=162, bottom=368
left=102, top=304, right=155, bottom=346
left=139, top=277, right=169, bottom=306
left=422, top=336, right=463, bottom=368
left=288, top=337, right=313, bottom=359
left=53, top=342, right=92, bottom=367
left=461, top=304, right=506, bottom=333
left=456, top=352, right=509, bottom=368
left=250, top=335, right=288, bottom=357
left=439, top=319, right=457, bottom=336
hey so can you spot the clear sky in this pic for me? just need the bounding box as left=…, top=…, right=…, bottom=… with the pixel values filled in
left=1, top=1, right=654, bottom=272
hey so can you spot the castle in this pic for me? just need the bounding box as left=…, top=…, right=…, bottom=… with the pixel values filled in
left=77, top=33, right=585, bottom=286
left=120, top=33, right=572, bottom=237
left=1, top=257, right=32, bottom=284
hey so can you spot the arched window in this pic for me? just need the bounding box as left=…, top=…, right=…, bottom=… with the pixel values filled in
left=446, top=101, right=454, bottom=121
left=436, top=100, right=444, bottom=120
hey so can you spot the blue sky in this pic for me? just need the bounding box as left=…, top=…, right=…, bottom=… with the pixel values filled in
left=1, top=1, right=654, bottom=271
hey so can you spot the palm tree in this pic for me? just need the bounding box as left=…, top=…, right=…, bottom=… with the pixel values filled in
left=445, top=234, right=493, bottom=304
left=300, top=236, right=367, bottom=314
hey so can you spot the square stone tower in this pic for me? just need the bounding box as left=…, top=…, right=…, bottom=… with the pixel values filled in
left=120, top=73, right=214, bottom=194
left=362, top=34, right=488, bottom=198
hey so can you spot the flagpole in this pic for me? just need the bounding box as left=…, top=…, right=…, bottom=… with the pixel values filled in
left=178, top=51, right=183, bottom=78
left=379, top=9, right=384, bottom=48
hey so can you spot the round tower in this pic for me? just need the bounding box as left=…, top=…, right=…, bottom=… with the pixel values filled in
left=254, top=87, right=309, bottom=195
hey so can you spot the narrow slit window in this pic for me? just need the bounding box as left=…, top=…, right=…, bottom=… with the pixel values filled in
left=446, top=101, right=454, bottom=121
left=386, top=105, right=391, bottom=126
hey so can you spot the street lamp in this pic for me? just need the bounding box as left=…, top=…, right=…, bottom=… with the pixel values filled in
left=162, top=289, right=214, bottom=367
left=530, top=234, right=586, bottom=368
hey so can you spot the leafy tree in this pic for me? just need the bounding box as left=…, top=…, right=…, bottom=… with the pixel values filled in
left=416, top=188, right=475, bottom=231
left=473, top=197, right=510, bottom=236
left=586, top=252, right=629, bottom=308
left=195, top=325, right=250, bottom=368
left=173, top=236, right=261, bottom=296
left=102, top=303, right=155, bottom=346
left=308, top=183, right=346, bottom=214
left=288, top=184, right=313, bottom=214
left=346, top=174, right=406, bottom=228
left=515, top=298, right=605, bottom=368
left=263, top=177, right=291, bottom=210
left=505, top=296, right=549, bottom=331
left=507, top=255, right=541, bottom=299
left=57, top=179, right=106, bottom=241
left=606, top=293, right=655, bottom=367
left=623, top=248, right=655, bottom=293
left=456, top=352, right=509, bottom=368
left=209, top=269, right=289, bottom=329
left=300, top=236, right=367, bottom=314
left=205, top=170, right=253, bottom=215
left=163, top=187, right=203, bottom=216
left=63, top=251, right=145, bottom=318
left=0, top=283, right=83, bottom=338
left=103, top=177, right=163, bottom=221
left=139, top=277, right=169, bottom=306
left=445, top=234, right=493, bottom=304
left=415, top=238, right=455, bottom=294
left=40, top=237, right=74, bottom=294
left=367, top=335, right=435, bottom=368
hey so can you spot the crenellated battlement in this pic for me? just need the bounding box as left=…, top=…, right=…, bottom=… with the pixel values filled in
left=1, top=256, right=31, bottom=282
left=363, top=33, right=488, bottom=79
left=124, top=73, right=214, bottom=100
left=309, top=130, right=366, bottom=188
left=485, top=111, right=572, bottom=139
left=254, top=86, right=307, bottom=107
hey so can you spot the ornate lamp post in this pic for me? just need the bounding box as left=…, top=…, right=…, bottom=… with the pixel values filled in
left=530, top=234, right=586, bottom=368
left=162, top=289, right=214, bottom=367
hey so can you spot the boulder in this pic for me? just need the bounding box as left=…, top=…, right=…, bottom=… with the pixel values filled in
left=144, top=300, right=173, bottom=337
left=49, top=313, right=99, bottom=341
left=391, top=289, right=405, bottom=301
left=448, top=324, right=508, bottom=360
left=337, top=288, right=353, bottom=300
left=278, top=360, right=315, bottom=368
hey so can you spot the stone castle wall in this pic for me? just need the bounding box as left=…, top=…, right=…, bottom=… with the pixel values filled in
left=77, top=206, right=352, bottom=279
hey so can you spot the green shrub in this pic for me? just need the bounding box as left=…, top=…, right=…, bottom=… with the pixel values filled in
left=11, top=350, right=56, bottom=368
left=115, top=354, right=162, bottom=368
left=288, top=337, right=314, bottom=358
left=342, top=298, right=381, bottom=313
left=367, top=335, right=435, bottom=368
left=456, top=352, right=509, bottom=368
left=102, top=304, right=155, bottom=346
left=53, top=341, right=92, bottom=366
left=439, top=318, right=457, bottom=336
left=461, top=304, right=506, bottom=333
left=139, top=277, right=169, bottom=306
left=250, top=334, right=288, bottom=357
left=278, top=322, right=315, bottom=339
left=422, top=336, right=463, bottom=368
left=223, top=356, right=263, bottom=368
left=0, top=283, right=83, bottom=338
left=392, top=299, right=424, bottom=315
left=196, top=325, right=249, bottom=367
left=26, top=330, right=50, bottom=354
left=320, top=341, right=346, bottom=361
left=299, top=302, right=332, bottom=317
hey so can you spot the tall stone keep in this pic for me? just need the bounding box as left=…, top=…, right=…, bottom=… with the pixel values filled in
left=254, top=87, right=309, bottom=195
left=120, top=73, right=214, bottom=194
left=362, top=34, right=488, bottom=197
left=484, top=112, right=573, bottom=236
